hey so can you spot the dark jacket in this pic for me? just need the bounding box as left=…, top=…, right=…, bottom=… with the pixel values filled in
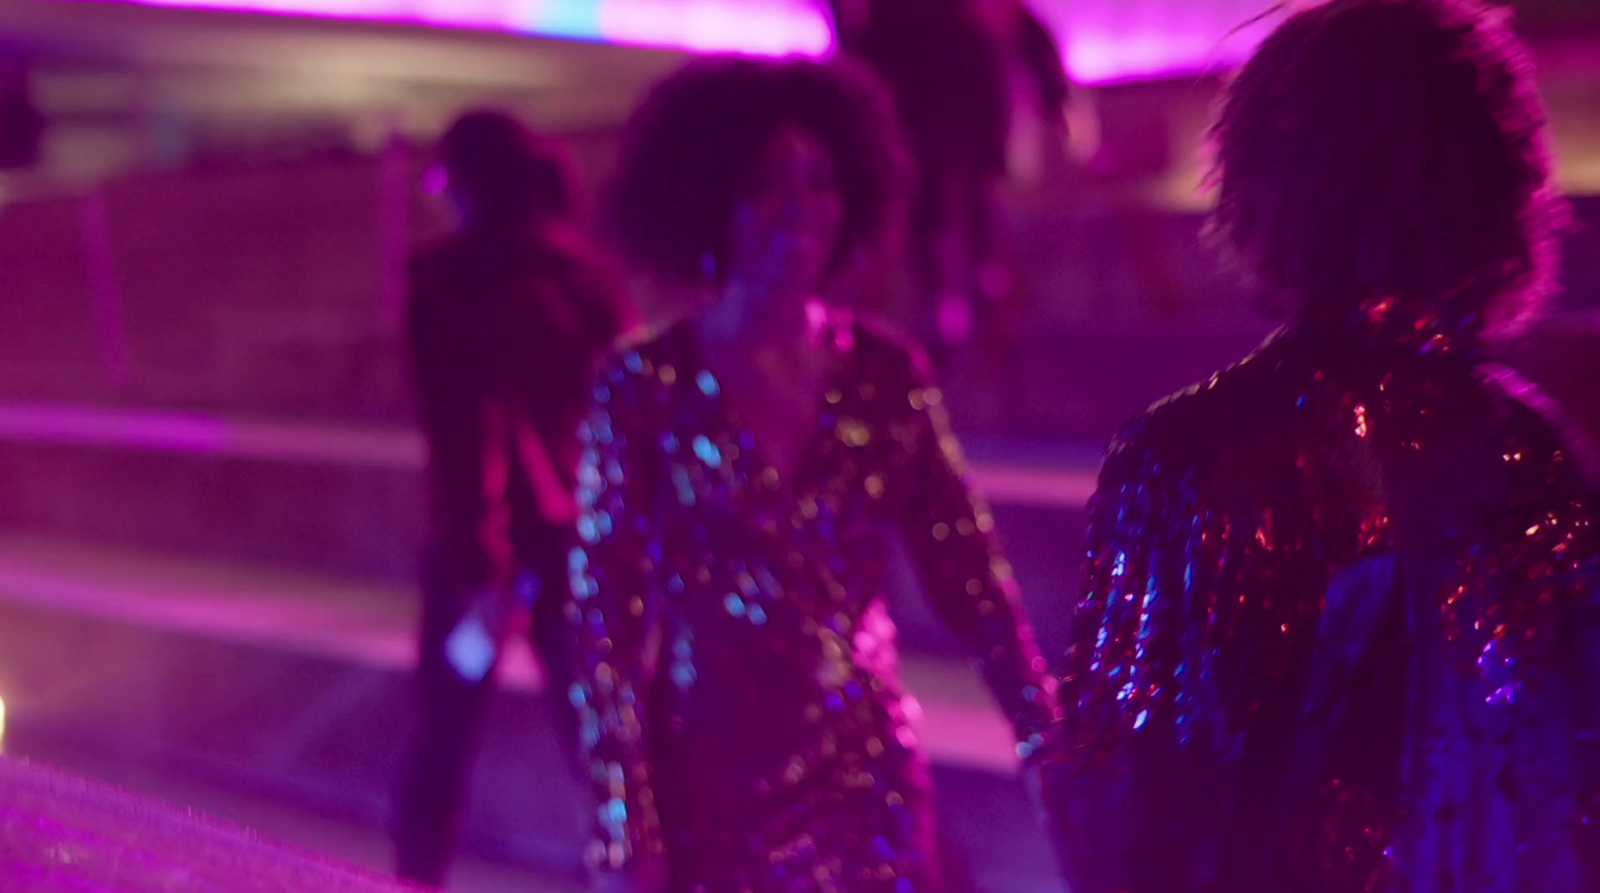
left=407, top=223, right=632, bottom=592
left=1053, top=315, right=1600, bottom=893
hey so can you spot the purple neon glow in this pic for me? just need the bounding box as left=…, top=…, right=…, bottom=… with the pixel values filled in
left=1029, top=0, right=1280, bottom=83
left=85, top=0, right=836, bottom=57
left=64, top=0, right=1282, bottom=83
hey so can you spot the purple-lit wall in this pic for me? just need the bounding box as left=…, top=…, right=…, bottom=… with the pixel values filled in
left=55, top=0, right=1282, bottom=84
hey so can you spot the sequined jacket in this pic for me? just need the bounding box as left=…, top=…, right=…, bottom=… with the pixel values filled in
left=1051, top=319, right=1600, bottom=893
left=569, top=315, right=1059, bottom=890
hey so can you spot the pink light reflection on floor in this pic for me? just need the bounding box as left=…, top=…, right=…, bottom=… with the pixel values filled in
left=0, top=531, right=1018, bottom=771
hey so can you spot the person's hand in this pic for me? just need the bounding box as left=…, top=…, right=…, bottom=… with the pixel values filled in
left=443, top=584, right=515, bottom=684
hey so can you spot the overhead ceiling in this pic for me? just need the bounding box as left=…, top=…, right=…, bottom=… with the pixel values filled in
left=61, top=0, right=835, bottom=56
left=18, top=0, right=1600, bottom=88
left=3, top=0, right=1597, bottom=194
left=1027, top=0, right=1600, bottom=84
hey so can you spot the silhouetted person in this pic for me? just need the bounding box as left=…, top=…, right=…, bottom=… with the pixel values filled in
left=1046, top=2, right=1599, bottom=891
left=832, top=0, right=1068, bottom=370
left=1011, top=3, right=1068, bottom=128
left=394, top=110, right=634, bottom=888
left=0, top=55, right=41, bottom=169
left=992, top=0, right=1069, bottom=180
left=834, top=0, right=1011, bottom=364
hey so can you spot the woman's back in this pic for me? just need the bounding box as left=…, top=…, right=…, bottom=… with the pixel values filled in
left=1054, top=320, right=1600, bottom=892
left=1049, top=2, right=1593, bottom=889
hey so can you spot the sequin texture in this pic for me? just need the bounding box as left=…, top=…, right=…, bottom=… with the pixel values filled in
left=1049, top=313, right=1600, bottom=893
left=570, top=314, right=1058, bottom=891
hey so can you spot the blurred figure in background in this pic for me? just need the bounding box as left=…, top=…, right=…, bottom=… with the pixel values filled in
left=832, top=0, right=1011, bottom=366
left=394, top=109, right=635, bottom=888
left=0, top=52, right=42, bottom=170
left=831, top=0, right=1068, bottom=369
left=570, top=56, right=1058, bottom=893
left=975, top=0, right=1070, bottom=185
left=1047, top=2, right=1599, bottom=892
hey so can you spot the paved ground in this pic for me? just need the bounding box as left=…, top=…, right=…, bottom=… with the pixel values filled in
left=2, top=730, right=581, bottom=893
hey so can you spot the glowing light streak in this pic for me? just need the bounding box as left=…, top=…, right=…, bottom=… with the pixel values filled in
left=54, top=0, right=1287, bottom=82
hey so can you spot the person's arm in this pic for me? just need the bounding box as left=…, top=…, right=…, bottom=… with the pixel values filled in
left=1046, top=416, right=1273, bottom=893
left=888, top=346, right=1059, bottom=754
left=568, top=353, right=668, bottom=892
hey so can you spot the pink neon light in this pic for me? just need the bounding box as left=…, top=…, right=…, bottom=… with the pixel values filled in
left=89, top=0, right=836, bottom=57
left=63, top=0, right=1282, bottom=82
left=598, top=0, right=834, bottom=57
left=1029, top=0, right=1280, bottom=84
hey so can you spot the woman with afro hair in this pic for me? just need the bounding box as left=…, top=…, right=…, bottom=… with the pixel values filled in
left=566, top=56, right=1059, bottom=893
left=1046, top=2, right=1600, bottom=891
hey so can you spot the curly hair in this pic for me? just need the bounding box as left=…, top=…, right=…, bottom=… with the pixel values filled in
left=607, top=55, right=910, bottom=284
left=1208, top=0, right=1566, bottom=334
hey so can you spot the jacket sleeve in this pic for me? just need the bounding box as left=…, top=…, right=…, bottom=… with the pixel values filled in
left=890, top=347, right=1060, bottom=752
left=567, top=352, right=668, bottom=880
left=1047, top=423, right=1247, bottom=893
